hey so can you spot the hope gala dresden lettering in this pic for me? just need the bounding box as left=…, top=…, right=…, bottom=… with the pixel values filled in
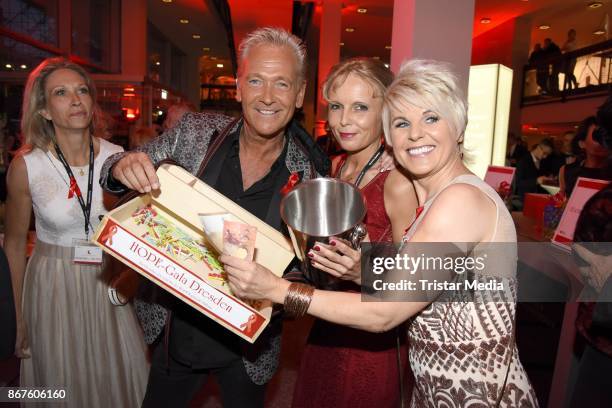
left=127, top=241, right=233, bottom=313
left=128, top=241, right=185, bottom=283
left=188, top=280, right=233, bottom=313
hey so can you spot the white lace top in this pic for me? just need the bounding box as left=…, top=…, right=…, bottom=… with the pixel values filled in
left=23, top=138, right=123, bottom=247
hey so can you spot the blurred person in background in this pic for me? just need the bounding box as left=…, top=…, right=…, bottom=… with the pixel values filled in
left=543, top=38, right=562, bottom=94
left=562, top=29, right=579, bottom=91
left=163, top=101, right=196, bottom=131
left=513, top=138, right=554, bottom=208
left=506, top=131, right=529, bottom=167
left=570, top=184, right=612, bottom=407
left=559, top=116, right=611, bottom=197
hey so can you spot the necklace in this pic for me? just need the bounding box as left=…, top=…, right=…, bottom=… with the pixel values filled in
left=337, top=144, right=385, bottom=187
left=78, top=167, right=85, bottom=176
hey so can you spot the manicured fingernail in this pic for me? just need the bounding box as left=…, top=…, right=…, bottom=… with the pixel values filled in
left=330, top=240, right=337, bottom=246
left=308, top=251, right=314, bottom=258
left=313, top=246, right=320, bottom=251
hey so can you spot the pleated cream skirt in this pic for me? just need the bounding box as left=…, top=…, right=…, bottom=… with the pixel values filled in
left=20, top=241, right=149, bottom=408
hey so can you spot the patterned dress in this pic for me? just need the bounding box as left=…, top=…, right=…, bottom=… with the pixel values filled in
left=402, top=174, right=539, bottom=407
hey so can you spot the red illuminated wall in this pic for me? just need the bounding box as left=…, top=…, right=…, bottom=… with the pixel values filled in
left=471, top=18, right=517, bottom=67
left=228, top=0, right=293, bottom=52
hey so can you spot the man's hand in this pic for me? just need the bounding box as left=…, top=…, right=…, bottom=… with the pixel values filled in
left=111, top=152, right=160, bottom=193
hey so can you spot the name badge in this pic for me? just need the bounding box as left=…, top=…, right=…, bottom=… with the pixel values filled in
left=72, top=239, right=103, bottom=265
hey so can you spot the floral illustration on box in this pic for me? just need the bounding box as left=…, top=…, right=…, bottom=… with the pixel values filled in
left=131, top=205, right=228, bottom=284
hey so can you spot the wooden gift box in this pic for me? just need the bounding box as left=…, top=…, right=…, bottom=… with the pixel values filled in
left=93, top=164, right=295, bottom=343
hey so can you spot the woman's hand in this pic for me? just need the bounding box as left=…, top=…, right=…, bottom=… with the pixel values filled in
left=375, top=148, right=396, bottom=172
left=15, top=319, right=30, bottom=359
left=574, top=244, right=612, bottom=292
left=220, top=255, right=289, bottom=304
left=308, top=238, right=362, bottom=284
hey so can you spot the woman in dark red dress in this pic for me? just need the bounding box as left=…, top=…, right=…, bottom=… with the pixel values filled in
left=292, top=58, right=418, bottom=407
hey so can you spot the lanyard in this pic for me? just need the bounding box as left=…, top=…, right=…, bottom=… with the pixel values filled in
left=53, top=136, right=95, bottom=238
left=338, top=144, right=385, bottom=187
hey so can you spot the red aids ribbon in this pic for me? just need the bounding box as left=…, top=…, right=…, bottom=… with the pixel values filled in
left=67, top=176, right=82, bottom=199
left=100, top=225, right=118, bottom=246
left=280, top=172, right=300, bottom=196
left=240, top=313, right=257, bottom=335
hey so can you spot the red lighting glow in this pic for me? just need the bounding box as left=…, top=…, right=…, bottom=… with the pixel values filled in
left=122, top=108, right=140, bottom=121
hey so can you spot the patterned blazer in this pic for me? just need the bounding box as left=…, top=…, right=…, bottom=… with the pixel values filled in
left=100, top=111, right=328, bottom=385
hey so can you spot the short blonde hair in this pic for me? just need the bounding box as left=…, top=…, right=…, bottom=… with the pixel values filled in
left=20, top=57, right=105, bottom=152
left=238, top=27, right=306, bottom=80
left=322, top=58, right=393, bottom=102
left=382, top=59, right=467, bottom=146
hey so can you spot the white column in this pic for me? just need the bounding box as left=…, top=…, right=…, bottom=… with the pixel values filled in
left=390, top=0, right=475, bottom=94
left=315, top=0, right=342, bottom=135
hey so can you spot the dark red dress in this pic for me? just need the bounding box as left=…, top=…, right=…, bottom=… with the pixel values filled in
left=292, top=161, right=408, bottom=408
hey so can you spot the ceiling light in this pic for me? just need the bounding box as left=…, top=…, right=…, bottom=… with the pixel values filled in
left=161, top=89, right=168, bottom=100
left=588, top=2, right=603, bottom=9
left=5, top=64, right=12, bottom=69
left=385, top=45, right=392, bottom=50
left=20, top=64, right=27, bottom=69
left=216, top=63, right=224, bottom=68
left=372, top=56, right=380, bottom=60
left=538, top=24, right=550, bottom=30
left=384, top=63, right=390, bottom=68
left=480, top=18, right=491, bottom=24
left=357, top=8, right=367, bottom=14
left=345, top=27, right=355, bottom=32
left=162, top=0, right=172, bottom=3
left=210, top=56, right=217, bottom=60
left=340, top=42, right=345, bottom=46
left=202, top=47, right=210, bottom=52
left=593, top=29, right=606, bottom=35
left=192, top=34, right=201, bottom=39
left=155, top=61, right=160, bottom=66
left=179, top=19, right=189, bottom=24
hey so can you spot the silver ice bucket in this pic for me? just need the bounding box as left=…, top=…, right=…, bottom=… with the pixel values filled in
left=280, top=177, right=367, bottom=288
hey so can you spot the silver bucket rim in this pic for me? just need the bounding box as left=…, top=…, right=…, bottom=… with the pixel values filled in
left=280, top=177, right=367, bottom=236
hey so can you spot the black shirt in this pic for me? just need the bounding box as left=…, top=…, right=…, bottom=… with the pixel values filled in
left=564, top=161, right=612, bottom=197
left=169, top=128, right=291, bottom=368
